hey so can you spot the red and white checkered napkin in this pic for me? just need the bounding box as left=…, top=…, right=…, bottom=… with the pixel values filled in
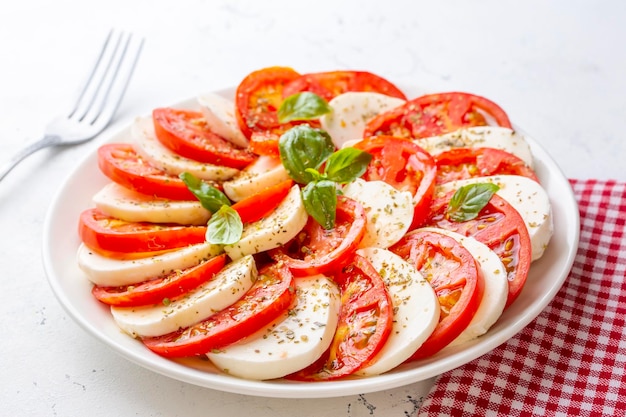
left=418, top=179, right=626, bottom=417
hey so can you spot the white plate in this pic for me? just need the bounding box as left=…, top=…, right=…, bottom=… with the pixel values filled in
left=42, top=86, right=580, bottom=398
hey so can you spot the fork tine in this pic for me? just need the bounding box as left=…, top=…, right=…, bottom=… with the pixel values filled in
left=69, top=29, right=143, bottom=128
left=90, top=33, right=144, bottom=128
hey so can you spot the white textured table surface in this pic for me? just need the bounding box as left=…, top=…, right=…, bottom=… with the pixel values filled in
left=1, top=1, right=625, bottom=416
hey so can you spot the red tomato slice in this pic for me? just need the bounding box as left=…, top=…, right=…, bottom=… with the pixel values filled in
left=97, top=143, right=196, bottom=200
left=268, top=196, right=366, bottom=277
left=78, top=208, right=207, bottom=253
left=235, top=66, right=312, bottom=139
left=427, top=191, right=532, bottom=308
left=248, top=131, right=280, bottom=157
left=91, top=254, right=227, bottom=307
left=364, top=92, right=513, bottom=140
left=390, top=230, right=484, bottom=360
left=288, top=254, right=393, bottom=380
left=282, top=70, right=407, bottom=102
left=152, top=108, right=256, bottom=169
left=434, top=147, right=539, bottom=185
left=231, top=179, right=294, bottom=223
left=142, top=262, right=295, bottom=358
left=353, top=136, right=437, bottom=228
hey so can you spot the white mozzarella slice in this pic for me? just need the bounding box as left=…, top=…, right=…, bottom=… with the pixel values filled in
left=418, top=126, right=534, bottom=168
left=93, top=182, right=211, bottom=225
left=342, top=178, right=413, bottom=249
left=320, top=92, right=406, bottom=148
left=207, top=275, right=341, bottom=380
left=131, top=116, right=239, bottom=181
left=354, top=247, right=439, bottom=376
left=197, top=93, right=249, bottom=148
left=436, top=174, right=553, bottom=261
left=417, top=227, right=508, bottom=347
left=111, top=255, right=257, bottom=337
left=224, top=185, right=308, bottom=260
left=222, top=155, right=291, bottom=202
left=77, top=242, right=223, bottom=287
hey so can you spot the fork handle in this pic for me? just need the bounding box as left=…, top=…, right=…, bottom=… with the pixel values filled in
left=0, top=135, right=61, bottom=181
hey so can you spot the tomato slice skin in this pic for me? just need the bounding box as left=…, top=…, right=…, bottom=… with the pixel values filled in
left=142, top=262, right=295, bottom=358
left=390, top=230, right=484, bottom=360
left=248, top=131, right=280, bottom=157
left=288, top=254, right=394, bottom=381
left=91, top=254, right=227, bottom=307
left=78, top=208, right=207, bottom=253
left=97, top=143, right=196, bottom=200
left=231, top=179, right=294, bottom=223
left=363, top=92, right=513, bottom=140
left=427, top=191, right=532, bottom=308
left=235, top=66, right=310, bottom=139
left=282, top=70, right=407, bottom=102
left=268, top=196, right=366, bottom=277
left=353, top=136, right=437, bottom=229
left=434, top=147, right=539, bottom=185
left=152, top=108, right=256, bottom=169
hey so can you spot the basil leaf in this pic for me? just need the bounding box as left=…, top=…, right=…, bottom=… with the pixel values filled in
left=278, top=125, right=335, bottom=184
left=302, top=180, right=337, bottom=230
left=446, top=183, right=500, bottom=222
left=324, top=147, right=372, bottom=184
left=179, top=172, right=231, bottom=213
left=206, top=205, right=243, bottom=245
left=277, top=92, right=332, bottom=123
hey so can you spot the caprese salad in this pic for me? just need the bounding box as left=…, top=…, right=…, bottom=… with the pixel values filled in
left=76, top=67, right=554, bottom=381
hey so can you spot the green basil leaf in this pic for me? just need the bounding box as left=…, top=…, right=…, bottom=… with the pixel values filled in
left=301, top=180, right=337, bottom=230
left=324, top=147, right=373, bottom=184
left=446, top=183, right=500, bottom=222
left=277, top=92, right=332, bottom=123
left=278, top=125, right=335, bottom=184
left=206, top=205, right=243, bottom=245
left=179, top=172, right=231, bottom=213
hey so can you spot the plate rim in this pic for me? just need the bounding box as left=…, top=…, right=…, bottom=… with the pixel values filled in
left=41, top=85, right=580, bottom=399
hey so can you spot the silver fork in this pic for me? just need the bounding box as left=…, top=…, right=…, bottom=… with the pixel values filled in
left=0, top=29, right=144, bottom=181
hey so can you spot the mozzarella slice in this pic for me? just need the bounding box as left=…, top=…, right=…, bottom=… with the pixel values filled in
left=131, top=116, right=239, bottom=181
left=436, top=174, right=553, bottom=261
left=197, top=93, right=249, bottom=148
left=342, top=178, right=413, bottom=249
left=223, top=155, right=291, bottom=202
left=93, top=182, right=210, bottom=225
left=418, top=126, right=534, bottom=168
left=224, top=185, right=308, bottom=260
left=77, top=242, right=223, bottom=287
left=320, top=92, right=406, bottom=148
left=417, top=227, right=508, bottom=347
left=207, top=275, right=341, bottom=380
left=354, top=247, right=439, bottom=376
left=111, top=255, right=257, bottom=337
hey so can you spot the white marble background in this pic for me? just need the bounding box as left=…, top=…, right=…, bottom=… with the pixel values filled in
left=1, top=1, right=624, bottom=416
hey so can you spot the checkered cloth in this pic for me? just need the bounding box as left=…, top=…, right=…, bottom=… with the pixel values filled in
left=417, top=179, right=626, bottom=417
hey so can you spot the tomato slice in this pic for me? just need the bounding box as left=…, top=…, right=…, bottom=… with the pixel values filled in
left=235, top=66, right=311, bottom=139
left=152, top=108, right=256, bottom=169
left=91, top=254, right=227, bottom=307
left=248, top=131, right=280, bottom=157
left=427, top=191, right=532, bottom=308
left=97, top=143, right=196, bottom=200
left=288, top=254, right=393, bottom=380
left=268, top=196, right=366, bottom=276
left=282, top=70, right=407, bottom=102
left=78, top=208, right=207, bottom=253
left=231, top=179, right=294, bottom=223
left=364, top=92, right=513, bottom=140
left=142, top=262, right=295, bottom=358
left=390, top=230, right=484, bottom=360
left=353, top=136, right=437, bottom=228
left=434, top=147, right=539, bottom=185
